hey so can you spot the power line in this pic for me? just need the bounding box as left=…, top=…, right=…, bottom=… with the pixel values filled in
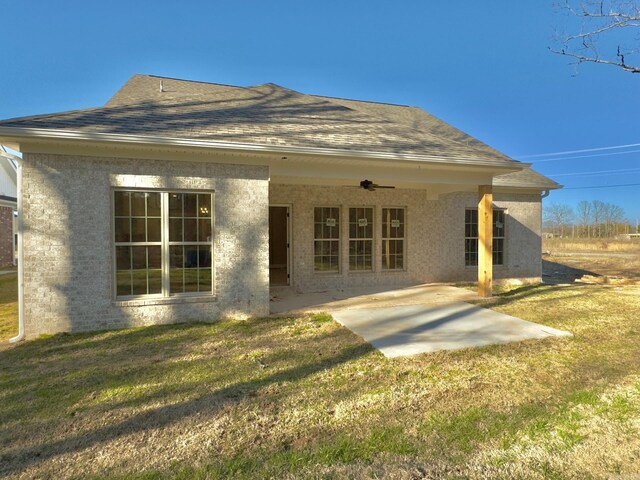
left=518, top=142, right=640, bottom=159
left=563, top=182, right=640, bottom=190
left=552, top=167, right=640, bottom=177
left=530, top=148, right=640, bottom=163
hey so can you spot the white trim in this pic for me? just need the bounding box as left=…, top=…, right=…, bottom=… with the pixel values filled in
left=111, top=188, right=215, bottom=300
left=0, top=126, right=526, bottom=170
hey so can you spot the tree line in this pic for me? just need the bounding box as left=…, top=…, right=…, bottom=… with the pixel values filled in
left=544, top=200, right=637, bottom=238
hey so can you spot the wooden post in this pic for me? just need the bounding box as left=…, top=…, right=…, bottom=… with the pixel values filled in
left=478, top=185, right=493, bottom=297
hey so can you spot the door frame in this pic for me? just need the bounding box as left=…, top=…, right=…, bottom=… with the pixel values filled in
left=269, top=204, right=292, bottom=286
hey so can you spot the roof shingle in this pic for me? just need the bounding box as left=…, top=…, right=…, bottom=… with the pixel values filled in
left=0, top=74, right=559, bottom=189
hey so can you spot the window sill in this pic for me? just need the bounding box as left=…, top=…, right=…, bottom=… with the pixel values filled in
left=114, top=295, right=217, bottom=307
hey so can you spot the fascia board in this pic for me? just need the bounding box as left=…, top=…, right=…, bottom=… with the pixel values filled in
left=0, top=126, right=524, bottom=173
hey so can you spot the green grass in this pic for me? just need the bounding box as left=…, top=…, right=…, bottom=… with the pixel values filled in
left=0, top=272, right=18, bottom=341
left=1, top=276, right=639, bottom=479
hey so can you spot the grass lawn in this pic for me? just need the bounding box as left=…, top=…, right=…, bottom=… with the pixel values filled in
left=0, top=272, right=18, bottom=341
left=1, top=276, right=639, bottom=479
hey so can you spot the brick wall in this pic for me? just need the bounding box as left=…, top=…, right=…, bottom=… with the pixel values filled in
left=269, top=184, right=542, bottom=291
left=0, top=205, right=14, bottom=267
left=21, top=153, right=270, bottom=338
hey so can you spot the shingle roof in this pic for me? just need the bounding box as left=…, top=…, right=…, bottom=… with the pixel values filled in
left=494, top=166, right=561, bottom=190
left=0, top=74, right=559, bottom=189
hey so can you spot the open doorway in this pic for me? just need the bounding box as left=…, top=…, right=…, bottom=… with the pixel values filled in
left=269, top=206, right=290, bottom=286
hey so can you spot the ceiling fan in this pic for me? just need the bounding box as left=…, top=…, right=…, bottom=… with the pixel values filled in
left=359, top=179, right=395, bottom=191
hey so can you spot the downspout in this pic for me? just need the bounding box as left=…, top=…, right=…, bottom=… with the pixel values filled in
left=9, top=153, right=24, bottom=343
left=541, top=190, right=550, bottom=198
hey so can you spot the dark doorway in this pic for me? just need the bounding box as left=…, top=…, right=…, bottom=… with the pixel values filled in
left=269, top=206, right=290, bottom=286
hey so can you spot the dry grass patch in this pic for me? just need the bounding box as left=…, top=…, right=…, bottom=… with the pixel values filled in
left=0, top=280, right=639, bottom=478
left=543, top=238, right=640, bottom=253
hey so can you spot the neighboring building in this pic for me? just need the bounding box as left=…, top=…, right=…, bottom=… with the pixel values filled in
left=0, top=74, right=560, bottom=338
left=0, top=148, right=17, bottom=267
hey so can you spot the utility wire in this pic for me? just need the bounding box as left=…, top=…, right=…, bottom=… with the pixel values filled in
left=529, top=148, right=640, bottom=163
left=518, top=142, right=640, bottom=159
left=552, top=167, right=640, bottom=177
left=563, top=182, right=640, bottom=190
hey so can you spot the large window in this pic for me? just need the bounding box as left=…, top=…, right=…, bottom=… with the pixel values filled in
left=464, top=209, right=505, bottom=266
left=382, top=207, right=405, bottom=270
left=349, top=207, right=374, bottom=271
left=114, top=190, right=213, bottom=298
left=314, top=207, right=340, bottom=272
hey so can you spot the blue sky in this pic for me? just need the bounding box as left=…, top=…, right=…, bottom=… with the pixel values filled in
left=2, top=0, right=639, bottom=221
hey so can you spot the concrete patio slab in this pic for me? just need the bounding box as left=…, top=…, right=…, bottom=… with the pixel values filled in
left=270, top=283, right=478, bottom=315
left=331, top=303, right=571, bottom=358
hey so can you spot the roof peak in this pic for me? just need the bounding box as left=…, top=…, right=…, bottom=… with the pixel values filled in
left=141, top=74, right=245, bottom=90
left=139, top=75, right=413, bottom=109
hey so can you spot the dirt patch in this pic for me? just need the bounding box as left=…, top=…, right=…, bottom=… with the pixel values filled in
left=542, top=240, right=640, bottom=285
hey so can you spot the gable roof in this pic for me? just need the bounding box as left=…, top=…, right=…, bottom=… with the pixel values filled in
left=0, top=74, right=559, bottom=189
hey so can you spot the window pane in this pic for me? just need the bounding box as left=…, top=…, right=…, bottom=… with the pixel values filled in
left=132, top=246, right=147, bottom=270
left=169, top=193, right=183, bottom=217
left=184, top=268, right=198, bottom=292
left=170, top=269, right=184, bottom=293
left=116, top=246, right=131, bottom=271
left=148, top=246, right=161, bottom=269
left=198, top=245, right=212, bottom=268
left=116, top=271, right=132, bottom=296
left=147, top=192, right=161, bottom=217
left=148, top=270, right=162, bottom=294
left=147, top=218, right=161, bottom=242
left=131, top=192, right=146, bottom=216
left=170, top=245, right=184, bottom=268
left=184, top=219, right=197, bottom=242
left=184, top=194, right=197, bottom=217
left=185, top=248, right=199, bottom=268
left=170, top=218, right=182, bottom=242
left=198, top=219, right=212, bottom=242
left=199, top=268, right=212, bottom=291
left=114, top=191, right=130, bottom=216
left=131, top=218, right=146, bottom=242
left=131, top=270, right=148, bottom=295
left=114, top=218, right=130, bottom=243
left=198, top=194, right=211, bottom=217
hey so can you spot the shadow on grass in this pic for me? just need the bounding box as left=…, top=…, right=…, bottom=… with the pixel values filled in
left=471, top=282, right=596, bottom=310
left=542, top=259, right=599, bottom=285
left=0, top=320, right=373, bottom=477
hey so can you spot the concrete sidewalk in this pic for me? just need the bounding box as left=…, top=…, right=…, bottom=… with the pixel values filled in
left=331, top=303, right=571, bottom=357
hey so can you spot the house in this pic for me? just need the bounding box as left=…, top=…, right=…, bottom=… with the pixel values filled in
left=0, top=147, right=17, bottom=268
left=0, top=74, right=560, bottom=339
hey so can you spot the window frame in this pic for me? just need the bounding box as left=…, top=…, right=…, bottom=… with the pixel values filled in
left=112, top=188, right=215, bottom=300
left=313, top=206, right=341, bottom=274
left=464, top=208, right=506, bottom=267
left=381, top=206, right=407, bottom=271
left=348, top=206, right=375, bottom=272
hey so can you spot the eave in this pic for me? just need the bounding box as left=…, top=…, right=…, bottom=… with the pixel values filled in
left=0, top=126, right=524, bottom=174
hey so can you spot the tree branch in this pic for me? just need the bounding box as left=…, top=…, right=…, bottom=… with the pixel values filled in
left=552, top=0, right=640, bottom=73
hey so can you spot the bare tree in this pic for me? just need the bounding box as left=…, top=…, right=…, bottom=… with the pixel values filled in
left=576, top=200, right=592, bottom=237
left=544, top=203, right=575, bottom=236
left=602, top=202, right=626, bottom=235
left=551, top=1, right=640, bottom=73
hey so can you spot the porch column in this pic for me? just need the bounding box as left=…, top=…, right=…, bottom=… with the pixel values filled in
left=478, top=185, right=493, bottom=297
